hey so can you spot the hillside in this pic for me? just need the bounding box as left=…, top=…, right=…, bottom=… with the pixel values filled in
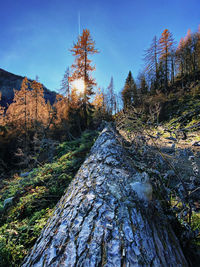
left=1, top=2, right=200, bottom=265
left=0, top=130, right=98, bottom=266
left=0, top=67, right=200, bottom=265
left=0, top=68, right=57, bottom=108
left=116, top=83, right=200, bottom=265
left=22, top=125, right=189, bottom=266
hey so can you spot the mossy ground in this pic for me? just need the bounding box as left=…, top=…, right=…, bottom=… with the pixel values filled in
left=0, top=130, right=98, bottom=266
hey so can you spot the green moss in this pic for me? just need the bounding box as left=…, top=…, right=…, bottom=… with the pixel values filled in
left=191, top=213, right=200, bottom=246
left=0, top=130, right=98, bottom=266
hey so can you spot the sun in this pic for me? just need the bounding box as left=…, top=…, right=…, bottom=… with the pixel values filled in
left=72, top=78, right=85, bottom=93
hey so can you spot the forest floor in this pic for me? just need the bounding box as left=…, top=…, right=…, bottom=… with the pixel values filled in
left=119, top=126, right=200, bottom=264
left=0, top=130, right=98, bottom=266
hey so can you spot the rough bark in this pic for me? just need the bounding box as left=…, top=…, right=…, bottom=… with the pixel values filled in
left=22, top=125, right=188, bottom=267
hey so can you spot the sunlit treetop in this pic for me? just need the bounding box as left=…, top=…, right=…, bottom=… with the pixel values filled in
left=69, top=29, right=99, bottom=92
left=70, top=29, right=99, bottom=56
left=159, top=29, right=174, bottom=59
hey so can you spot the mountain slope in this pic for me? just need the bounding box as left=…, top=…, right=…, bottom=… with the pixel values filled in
left=0, top=68, right=57, bottom=108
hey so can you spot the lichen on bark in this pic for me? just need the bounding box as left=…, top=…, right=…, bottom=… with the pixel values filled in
left=22, top=125, right=188, bottom=267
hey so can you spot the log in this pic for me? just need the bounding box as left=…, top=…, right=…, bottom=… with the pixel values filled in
left=22, top=125, right=188, bottom=266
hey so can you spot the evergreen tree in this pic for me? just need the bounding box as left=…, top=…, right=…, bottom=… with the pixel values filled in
left=122, top=71, right=138, bottom=108
left=176, top=28, right=200, bottom=82
left=106, top=77, right=116, bottom=115
left=60, top=67, right=70, bottom=102
left=138, top=72, right=148, bottom=96
left=170, top=48, right=176, bottom=84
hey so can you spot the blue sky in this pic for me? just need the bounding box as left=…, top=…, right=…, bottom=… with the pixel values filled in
left=0, top=0, right=200, bottom=93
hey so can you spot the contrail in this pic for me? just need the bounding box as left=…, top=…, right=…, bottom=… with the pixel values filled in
left=78, top=11, right=80, bottom=35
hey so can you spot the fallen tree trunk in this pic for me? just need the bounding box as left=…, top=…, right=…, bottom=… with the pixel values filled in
left=22, top=125, right=188, bottom=266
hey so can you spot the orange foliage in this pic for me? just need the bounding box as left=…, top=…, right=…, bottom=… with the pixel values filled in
left=53, top=95, right=70, bottom=125
left=159, top=29, right=174, bottom=60
left=6, top=78, right=49, bottom=131
left=93, top=88, right=104, bottom=110
left=69, top=29, right=99, bottom=95
left=0, top=92, right=5, bottom=126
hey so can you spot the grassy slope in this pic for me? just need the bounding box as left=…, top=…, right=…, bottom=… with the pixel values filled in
left=0, top=130, right=98, bottom=266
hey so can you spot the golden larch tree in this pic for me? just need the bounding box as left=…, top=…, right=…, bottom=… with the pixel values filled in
left=70, top=29, right=99, bottom=96
left=69, top=29, right=99, bottom=128
left=159, top=29, right=174, bottom=91
left=6, top=77, right=30, bottom=131
left=31, top=80, right=48, bottom=129
left=0, top=92, right=5, bottom=127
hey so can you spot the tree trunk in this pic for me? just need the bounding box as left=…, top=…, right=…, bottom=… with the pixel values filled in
left=22, top=125, right=188, bottom=267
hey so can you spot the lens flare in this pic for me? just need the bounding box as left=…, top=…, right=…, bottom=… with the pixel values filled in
left=72, top=78, right=85, bottom=93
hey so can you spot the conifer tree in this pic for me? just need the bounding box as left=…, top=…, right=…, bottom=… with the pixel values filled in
left=197, top=25, right=200, bottom=70
left=176, top=28, right=200, bottom=81
left=68, top=88, right=82, bottom=134
left=144, top=36, right=159, bottom=87
left=137, top=72, right=148, bottom=105
left=6, top=77, right=30, bottom=131
left=159, top=29, right=174, bottom=92
left=176, top=38, right=185, bottom=82
left=93, top=88, right=104, bottom=110
left=31, top=80, right=48, bottom=130
left=106, top=77, right=116, bottom=115
left=92, top=87, right=106, bottom=125
left=122, top=71, right=138, bottom=108
left=5, top=78, right=32, bottom=166
left=0, top=93, right=5, bottom=127
left=52, top=94, right=71, bottom=138
left=45, top=100, right=55, bottom=135
left=185, top=29, right=200, bottom=77
left=69, top=29, right=99, bottom=128
left=138, top=72, right=148, bottom=95
left=61, top=67, right=70, bottom=102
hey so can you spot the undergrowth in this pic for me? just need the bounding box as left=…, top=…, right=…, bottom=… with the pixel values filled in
left=0, top=130, right=98, bottom=266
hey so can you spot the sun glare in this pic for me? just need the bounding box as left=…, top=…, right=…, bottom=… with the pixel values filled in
left=72, top=78, right=85, bottom=93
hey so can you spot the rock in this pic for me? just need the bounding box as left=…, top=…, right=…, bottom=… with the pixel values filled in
left=3, top=197, right=14, bottom=209
left=189, top=155, right=195, bottom=161
left=130, top=172, right=153, bottom=201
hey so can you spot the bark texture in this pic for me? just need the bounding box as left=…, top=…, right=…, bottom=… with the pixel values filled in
left=22, top=125, right=188, bottom=267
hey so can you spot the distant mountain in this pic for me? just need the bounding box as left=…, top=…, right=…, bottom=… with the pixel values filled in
left=0, top=68, right=57, bottom=108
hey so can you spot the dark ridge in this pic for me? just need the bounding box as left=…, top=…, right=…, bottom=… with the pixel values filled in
left=0, top=68, right=57, bottom=108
